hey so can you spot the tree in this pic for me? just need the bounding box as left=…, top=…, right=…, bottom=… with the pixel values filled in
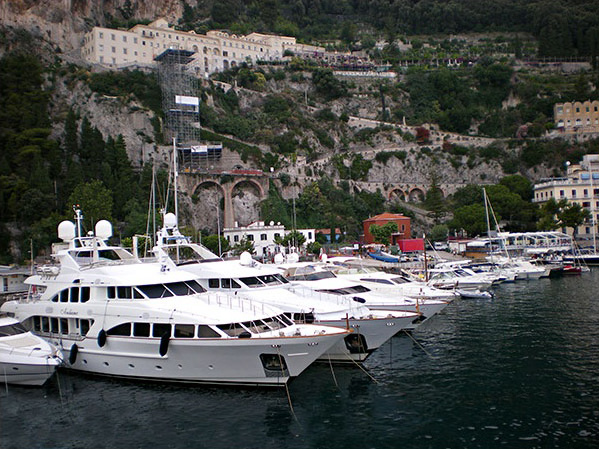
left=202, top=234, right=230, bottom=256
left=68, top=180, right=113, bottom=231
left=231, top=237, right=255, bottom=255
left=557, top=202, right=590, bottom=238
left=369, top=222, right=398, bottom=244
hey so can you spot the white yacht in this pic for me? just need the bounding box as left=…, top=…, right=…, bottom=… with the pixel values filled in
left=0, top=213, right=349, bottom=387
left=423, top=265, right=495, bottom=292
left=0, top=314, right=62, bottom=386
left=152, top=221, right=420, bottom=363
left=324, top=260, right=458, bottom=301
left=277, top=262, right=451, bottom=329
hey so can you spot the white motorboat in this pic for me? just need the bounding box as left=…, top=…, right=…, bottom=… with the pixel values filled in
left=277, top=262, right=451, bottom=329
left=0, top=314, right=62, bottom=386
left=151, top=221, right=420, bottom=363
left=325, top=262, right=458, bottom=301
left=0, top=212, right=349, bottom=387
left=425, top=267, right=494, bottom=291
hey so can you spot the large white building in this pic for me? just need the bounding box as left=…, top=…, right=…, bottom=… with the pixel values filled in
left=533, top=154, right=599, bottom=238
left=223, top=221, right=315, bottom=258
left=81, top=18, right=324, bottom=76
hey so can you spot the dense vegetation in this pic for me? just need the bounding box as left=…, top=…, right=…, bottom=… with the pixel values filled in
left=172, top=0, right=599, bottom=60
left=0, top=53, right=167, bottom=263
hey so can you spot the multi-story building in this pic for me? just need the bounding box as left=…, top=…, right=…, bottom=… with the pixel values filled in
left=554, top=100, right=599, bottom=134
left=81, top=18, right=324, bottom=76
left=223, top=221, right=315, bottom=258
left=533, top=154, right=599, bottom=237
left=362, top=213, right=412, bottom=244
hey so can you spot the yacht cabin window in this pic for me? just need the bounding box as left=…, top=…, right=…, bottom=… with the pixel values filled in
left=174, top=324, right=195, bottom=338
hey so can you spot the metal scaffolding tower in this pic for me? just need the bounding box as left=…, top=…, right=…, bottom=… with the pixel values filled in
left=156, top=48, right=200, bottom=146
left=155, top=48, right=222, bottom=172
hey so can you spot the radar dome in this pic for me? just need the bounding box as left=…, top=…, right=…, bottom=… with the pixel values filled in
left=273, top=253, right=284, bottom=264
left=239, top=251, right=253, bottom=266
left=164, top=213, right=177, bottom=229
left=95, top=220, right=113, bottom=239
left=58, top=221, right=76, bottom=241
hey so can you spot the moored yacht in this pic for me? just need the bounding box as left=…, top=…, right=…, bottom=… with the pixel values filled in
left=152, top=220, right=420, bottom=363
left=0, top=212, right=349, bottom=387
left=277, top=262, right=451, bottom=329
left=0, top=314, right=62, bottom=386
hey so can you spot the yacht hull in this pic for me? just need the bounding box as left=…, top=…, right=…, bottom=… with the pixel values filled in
left=54, top=332, right=345, bottom=387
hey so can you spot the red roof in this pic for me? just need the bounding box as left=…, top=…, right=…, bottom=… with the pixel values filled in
left=363, top=213, right=409, bottom=223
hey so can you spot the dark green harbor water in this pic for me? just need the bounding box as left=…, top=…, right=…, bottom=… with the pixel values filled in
left=2, top=270, right=599, bottom=449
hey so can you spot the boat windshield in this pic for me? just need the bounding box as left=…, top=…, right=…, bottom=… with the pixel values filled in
left=0, top=321, right=28, bottom=336
left=315, top=285, right=371, bottom=295
left=288, top=271, right=336, bottom=281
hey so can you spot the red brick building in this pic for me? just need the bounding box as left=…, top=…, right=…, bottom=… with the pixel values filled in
left=363, top=213, right=411, bottom=244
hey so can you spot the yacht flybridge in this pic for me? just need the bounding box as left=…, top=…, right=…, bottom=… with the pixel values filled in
left=152, top=217, right=420, bottom=363
left=0, top=210, right=349, bottom=387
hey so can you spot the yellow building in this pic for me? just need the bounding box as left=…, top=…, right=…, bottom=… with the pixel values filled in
left=81, top=19, right=323, bottom=75
left=533, top=154, right=599, bottom=237
left=554, top=100, right=599, bottom=134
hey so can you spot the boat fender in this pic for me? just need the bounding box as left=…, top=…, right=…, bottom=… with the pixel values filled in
left=159, top=333, right=170, bottom=356
left=97, top=329, right=107, bottom=348
left=69, top=343, right=78, bottom=365
left=353, top=296, right=366, bottom=304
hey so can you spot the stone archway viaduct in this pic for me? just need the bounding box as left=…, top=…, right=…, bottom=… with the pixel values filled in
left=178, top=170, right=269, bottom=228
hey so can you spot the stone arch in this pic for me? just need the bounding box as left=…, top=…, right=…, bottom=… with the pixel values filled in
left=408, top=187, right=425, bottom=202
left=230, top=179, right=264, bottom=226
left=388, top=188, right=406, bottom=202
left=192, top=181, right=225, bottom=233
left=192, top=45, right=198, bottom=52
left=213, top=48, right=220, bottom=56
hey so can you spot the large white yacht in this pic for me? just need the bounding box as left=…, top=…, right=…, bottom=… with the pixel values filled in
left=275, top=262, right=451, bottom=329
left=151, top=219, right=420, bottom=363
left=0, top=212, right=349, bottom=387
left=324, top=257, right=458, bottom=301
left=0, top=314, right=62, bottom=386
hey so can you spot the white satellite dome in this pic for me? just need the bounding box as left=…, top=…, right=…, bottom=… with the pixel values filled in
left=57, top=221, right=76, bottom=242
left=273, top=253, right=284, bottom=264
left=164, top=213, right=177, bottom=229
left=95, top=220, right=113, bottom=240
left=239, top=251, right=253, bottom=266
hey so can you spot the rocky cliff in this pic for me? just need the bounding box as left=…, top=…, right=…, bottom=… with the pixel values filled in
left=1, top=0, right=189, bottom=55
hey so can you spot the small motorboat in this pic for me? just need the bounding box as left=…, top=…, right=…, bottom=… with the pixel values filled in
left=0, top=315, right=62, bottom=386
left=456, top=289, right=494, bottom=299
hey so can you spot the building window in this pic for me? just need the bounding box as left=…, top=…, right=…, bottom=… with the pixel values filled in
left=99, top=56, right=104, bottom=63
left=99, top=32, right=104, bottom=39
left=111, top=46, right=116, bottom=53
left=560, top=190, right=565, bottom=198
left=99, top=44, right=104, bottom=52
left=134, top=37, right=137, bottom=44
left=261, top=234, right=267, bottom=241
left=584, top=189, right=589, bottom=197
left=572, top=189, right=576, bottom=197
left=123, top=48, right=127, bottom=55
left=123, top=36, right=127, bottom=42
left=234, top=235, right=239, bottom=242
left=111, top=33, right=115, bottom=41
left=247, top=234, right=254, bottom=241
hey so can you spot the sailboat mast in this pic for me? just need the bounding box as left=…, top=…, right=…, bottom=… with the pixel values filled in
left=589, top=160, right=597, bottom=254
left=173, top=137, right=179, bottom=226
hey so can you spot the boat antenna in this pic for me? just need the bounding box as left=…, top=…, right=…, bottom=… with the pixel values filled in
left=73, top=205, right=83, bottom=239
